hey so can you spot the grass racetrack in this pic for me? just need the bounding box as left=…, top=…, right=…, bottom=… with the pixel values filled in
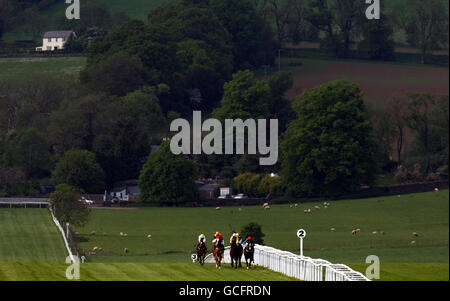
left=0, top=208, right=67, bottom=262
left=0, top=263, right=297, bottom=281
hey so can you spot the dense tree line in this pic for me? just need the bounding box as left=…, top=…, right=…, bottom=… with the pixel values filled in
left=0, top=0, right=448, bottom=201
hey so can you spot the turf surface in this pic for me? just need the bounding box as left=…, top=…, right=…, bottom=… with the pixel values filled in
left=0, top=208, right=67, bottom=262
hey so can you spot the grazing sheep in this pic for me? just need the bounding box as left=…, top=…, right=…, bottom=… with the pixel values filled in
left=294, top=203, right=298, bottom=207
left=238, top=208, right=242, bottom=212
left=120, top=232, right=124, bottom=236
left=372, top=231, right=377, bottom=235
left=123, top=233, right=128, bottom=237
left=289, top=204, right=293, bottom=208
left=90, top=231, right=96, bottom=236
left=124, top=248, right=129, bottom=253
left=324, top=205, right=328, bottom=209
left=351, top=229, right=357, bottom=235
left=262, top=202, right=269, bottom=207
left=307, top=209, right=311, bottom=213
left=93, top=246, right=98, bottom=252
left=397, top=195, right=401, bottom=198
left=412, top=232, right=419, bottom=237
left=304, top=209, right=308, bottom=213
left=410, top=241, right=416, bottom=245
left=215, top=207, right=221, bottom=210
left=314, top=205, right=320, bottom=210
left=264, top=205, right=271, bottom=210
left=147, top=234, right=152, bottom=239
left=356, top=228, right=361, bottom=233
left=330, top=228, right=336, bottom=232
left=89, top=251, right=96, bottom=256
left=434, top=188, right=439, bottom=191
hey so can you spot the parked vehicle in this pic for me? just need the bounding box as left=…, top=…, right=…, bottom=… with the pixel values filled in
left=233, top=194, right=248, bottom=199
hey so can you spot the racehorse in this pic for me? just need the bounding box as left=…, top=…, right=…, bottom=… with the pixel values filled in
left=244, top=240, right=255, bottom=269
left=230, top=236, right=243, bottom=269
left=196, top=241, right=207, bottom=265
left=212, top=239, right=224, bottom=269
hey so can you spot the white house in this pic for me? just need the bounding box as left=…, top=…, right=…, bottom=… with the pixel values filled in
left=35, top=30, right=76, bottom=51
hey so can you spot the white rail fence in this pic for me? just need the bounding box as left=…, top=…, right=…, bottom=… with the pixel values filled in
left=204, top=244, right=370, bottom=281
left=49, top=206, right=76, bottom=263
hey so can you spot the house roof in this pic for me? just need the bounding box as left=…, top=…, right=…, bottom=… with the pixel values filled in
left=43, top=31, right=74, bottom=39
left=199, top=184, right=219, bottom=191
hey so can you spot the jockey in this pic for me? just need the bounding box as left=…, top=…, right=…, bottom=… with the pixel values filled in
left=198, top=233, right=206, bottom=244
left=243, top=236, right=253, bottom=247
left=197, top=234, right=206, bottom=250
left=229, top=232, right=242, bottom=244
left=212, top=231, right=224, bottom=250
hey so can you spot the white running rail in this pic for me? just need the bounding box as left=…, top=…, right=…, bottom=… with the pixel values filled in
left=49, top=206, right=76, bottom=263
left=204, top=244, right=370, bottom=281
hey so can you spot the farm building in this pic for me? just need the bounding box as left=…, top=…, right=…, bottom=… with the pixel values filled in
left=197, top=182, right=220, bottom=200
left=109, top=179, right=140, bottom=201
left=35, top=30, right=76, bottom=51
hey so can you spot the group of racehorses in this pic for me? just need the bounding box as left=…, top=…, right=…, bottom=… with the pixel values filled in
left=196, top=235, right=255, bottom=269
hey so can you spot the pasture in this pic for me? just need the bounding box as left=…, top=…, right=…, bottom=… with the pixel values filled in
left=0, top=208, right=67, bottom=262
left=0, top=57, right=87, bottom=80
left=68, top=190, right=449, bottom=280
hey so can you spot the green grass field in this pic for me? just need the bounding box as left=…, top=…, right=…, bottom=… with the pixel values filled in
left=0, top=208, right=67, bottom=262
left=66, top=190, right=449, bottom=280
left=0, top=262, right=297, bottom=281
left=0, top=190, right=448, bottom=280
left=0, top=57, right=87, bottom=80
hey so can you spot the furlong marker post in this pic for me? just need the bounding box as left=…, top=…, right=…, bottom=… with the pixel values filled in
left=297, top=229, right=306, bottom=257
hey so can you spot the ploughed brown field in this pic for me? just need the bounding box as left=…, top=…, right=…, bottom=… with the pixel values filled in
left=284, top=58, right=449, bottom=103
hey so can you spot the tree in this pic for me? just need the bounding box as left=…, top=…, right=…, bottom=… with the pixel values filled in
left=49, top=184, right=89, bottom=227
left=280, top=80, right=377, bottom=197
left=4, top=127, right=51, bottom=178
left=386, top=93, right=408, bottom=165
left=404, top=93, right=448, bottom=172
left=213, top=70, right=270, bottom=120
left=240, top=222, right=265, bottom=244
left=52, top=149, right=105, bottom=193
left=405, top=0, right=449, bottom=64
left=257, top=174, right=283, bottom=195
left=210, top=0, right=266, bottom=69
left=138, top=142, right=199, bottom=205
left=94, top=88, right=167, bottom=184
left=83, top=52, right=149, bottom=96
left=305, top=0, right=365, bottom=58
left=234, top=172, right=261, bottom=196
left=358, top=17, right=395, bottom=60
left=369, top=106, right=397, bottom=171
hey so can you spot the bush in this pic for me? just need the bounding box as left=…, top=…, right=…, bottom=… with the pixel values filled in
left=257, top=174, right=283, bottom=196
left=394, top=170, right=408, bottom=183
left=426, top=172, right=438, bottom=181
left=240, top=222, right=265, bottom=245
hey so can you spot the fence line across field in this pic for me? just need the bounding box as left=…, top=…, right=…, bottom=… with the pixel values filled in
left=204, top=244, right=370, bottom=281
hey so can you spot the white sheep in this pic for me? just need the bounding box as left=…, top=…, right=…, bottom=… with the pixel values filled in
left=412, top=232, right=419, bottom=237
left=215, top=207, right=221, bottom=210
left=372, top=231, right=377, bottom=235
left=330, top=228, right=336, bottom=232
left=147, top=234, right=152, bottom=239
left=124, top=248, right=129, bottom=253
left=120, top=232, right=124, bottom=236
left=294, top=203, right=298, bottom=207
